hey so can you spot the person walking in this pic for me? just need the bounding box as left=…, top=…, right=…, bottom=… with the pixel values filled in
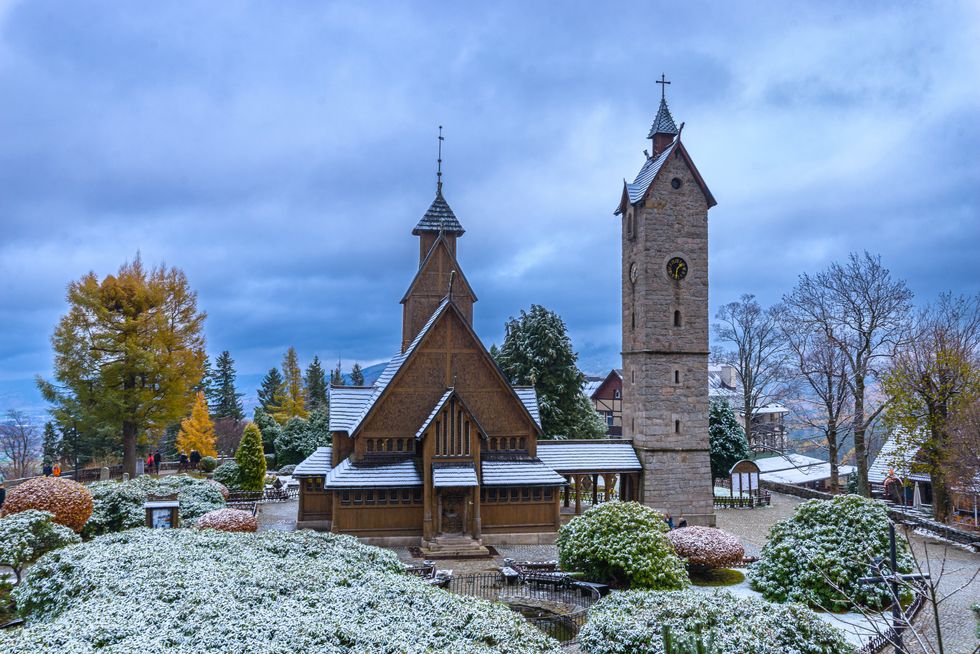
left=189, top=449, right=201, bottom=470
left=153, top=449, right=162, bottom=475
left=146, top=452, right=155, bottom=475
left=178, top=452, right=188, bottom=473
left=52, top=463, right=61, bottom=477
left=42, top=461, right=53, bottom=477
left=664, top=513, right=674, bottom=530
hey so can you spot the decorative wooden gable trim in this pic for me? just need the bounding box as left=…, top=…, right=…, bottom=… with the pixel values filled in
left=400, top=233, right=477, bottom=305
left=350, top=300, right=543, bottom=439
left=418, top=390, right=488, bottom=459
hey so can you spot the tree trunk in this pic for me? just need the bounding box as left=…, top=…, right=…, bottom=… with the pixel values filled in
left=927, top=416, right=954, bottom=522
left=852, top=378, right=870, bottom=496
left=827, top=424, right=839, bottom=494
left=123, top=420, right=137, bottom=478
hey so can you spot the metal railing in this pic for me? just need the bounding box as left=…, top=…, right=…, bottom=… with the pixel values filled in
left=445, top=572, right=599, bottom=645
left=856, top=579, right=929, bottom=654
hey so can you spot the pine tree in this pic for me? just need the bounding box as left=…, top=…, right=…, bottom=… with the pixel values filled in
left=305, top=355, right=328, bottom=411
left=275, top=347, right=308, bottom=423
left=42, top=422, right=60, bottom=464
left=495, top=304, right=606, bottom=439
left=210, top=350, right=244, bottom=420
left=350, top=362, right=365, bottom=386
left=257, top=367, right=286, bottom=416
left=708, top=399, right=750, bottom=484
left=176, top=391, right=217, bottom=457
left=236, top=422, right=267, bottom=491
left=330, top=360, right=345, bottom=387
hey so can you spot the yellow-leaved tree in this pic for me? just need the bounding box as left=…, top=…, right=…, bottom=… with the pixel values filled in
left=177, top=391, right=217, bottom=457
left=273, top=347, right=308, bottom=423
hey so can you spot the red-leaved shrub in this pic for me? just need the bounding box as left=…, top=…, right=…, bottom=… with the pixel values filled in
left=195, top=508, right=258, bottom=532
left=667, top=526, right=744, bottom=569
left=0, top=477, right=94, bottom=533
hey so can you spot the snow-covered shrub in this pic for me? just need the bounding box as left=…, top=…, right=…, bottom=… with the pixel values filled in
left=198, top=456, right=218, bottom=473
left=750, top=494, right=913, bottom=611
left=2, top=529, right=560, bottom=654
left=83, top=474, right=225, bottom=537
left=556, top=501, right=688, bottom=589
left=204, top=479, right=230, bottom=500
left=579, top=589, right=852, bottom=654
left=195, top=508, right=257, bottom=532
left=0, top=477, right=93, bottom=533
left=278, top=464, right=297, bottom=475
left=667, top=526, right=744, bottom=570
left=212, top=460, right=241, bottom=489
left=0, top=510, right=80, bottom=582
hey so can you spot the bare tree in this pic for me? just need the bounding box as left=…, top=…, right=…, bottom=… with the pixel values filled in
left=946, top=399, right=980, bottom=517
left=784, top=252, right=913, bottom=496
left=781, top=316, right=853, bottom=493
left=0, top=409, right=43, bottom=479
left=883, top=293, right=980, bottom=522
left=714, top=294, right=793, bottom=451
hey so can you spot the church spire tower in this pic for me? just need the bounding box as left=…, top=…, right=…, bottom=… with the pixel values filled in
left=402, top=127, right=476, bottom=351
left=616, top=77, right=717, bottom=527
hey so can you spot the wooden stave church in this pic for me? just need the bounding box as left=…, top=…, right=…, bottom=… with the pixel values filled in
left=293, top=174, right=642, bottom=551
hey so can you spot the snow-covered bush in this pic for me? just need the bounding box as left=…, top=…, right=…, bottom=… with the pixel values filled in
left=1, top=529, right=561, bottom=654
left=0, top=510, right=80, bottom=582
left=556, top=501, right=688, bottom=589
left=278, top=464, right=297, bottom=476
left=667, top=526, right=744, bottom=570
left=83, top=474, right=225, bottom=538
left=579, top=589, right=852, bottom=654
left=199, top=456, right=218, bottom=473
left=211, top=460, right=241, bottom=490
left=0, top=477, right=93, bottom=533
left=750, top=494, right=913, bottom=610
left=195, top=508, right=257, bottom=532
left=204, top=479, right=230, bottom=499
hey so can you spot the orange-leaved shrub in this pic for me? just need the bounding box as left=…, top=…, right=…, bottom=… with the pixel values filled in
left=0, top=476, right=93, bottom=533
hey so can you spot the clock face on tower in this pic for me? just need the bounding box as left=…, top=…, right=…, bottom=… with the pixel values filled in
left=666, top=257, right=688, bottom=280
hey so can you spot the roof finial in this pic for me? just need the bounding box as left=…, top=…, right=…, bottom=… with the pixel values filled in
left=447, top=269, right=456, bottom=301
left=436, top=125, right=444, bottom=194
left=656, top=73, right=670, bottom=100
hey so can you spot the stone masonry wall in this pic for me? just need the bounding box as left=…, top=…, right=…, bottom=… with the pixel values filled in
left=622, top=147, right=716, bottom=526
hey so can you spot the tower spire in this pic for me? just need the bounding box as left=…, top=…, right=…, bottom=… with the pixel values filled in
left=437, top=125, right=444, bottom=194
left=648, top=74, right=679, bottom=155
left=656, top=73, right=670, bottom=100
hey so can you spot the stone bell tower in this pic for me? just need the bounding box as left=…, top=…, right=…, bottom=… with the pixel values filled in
left=615, top=77, right=717, bottom=526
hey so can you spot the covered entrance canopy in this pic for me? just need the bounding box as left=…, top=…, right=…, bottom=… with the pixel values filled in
left=536, top=440, right=642, bottom=515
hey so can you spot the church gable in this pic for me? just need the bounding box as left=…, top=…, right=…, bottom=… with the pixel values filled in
left=356, top=303, right=541, bottom=448
left=401, top=235, right=477, bottom=305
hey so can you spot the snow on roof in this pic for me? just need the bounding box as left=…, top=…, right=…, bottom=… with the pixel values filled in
left=513, top=387, right=541, bottom=429
left=762, top=463, right=856, bottom=485
left=324, top=457, right=422, bottom=489
left=868, top=433, right=931, bottom=484
left=752, top=453, right=826, bottom=474
left=481, top=458, right=566, bottom=486
left=583, top=379, right=602, bottom=399
left=536, top=441, right=641, bottom=473
left=432, top=463, right=479, bottom=488
left=293, top=447, right=333, bottom=477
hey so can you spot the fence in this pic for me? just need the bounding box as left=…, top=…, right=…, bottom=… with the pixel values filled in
left=446, top=573, right=599, bottom=645
left=856, top=579, right=930, bottom=654
left=713, top=492, right=771, bottom=509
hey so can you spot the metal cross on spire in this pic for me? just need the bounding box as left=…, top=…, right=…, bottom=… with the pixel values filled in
left=436, top=125, right=444, bottom=194
left=656, top=73, right=670, bottom=100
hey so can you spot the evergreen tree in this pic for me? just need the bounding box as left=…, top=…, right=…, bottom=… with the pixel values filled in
left=252, top=407, right=282, bottom=455
left=350, top=362, right=365, bottom=386
left=196, top=354, right=213, bottom=396
left=210, top=350, right=244, bottom=420
left=257, top=367, right=286, bottom=416
left=275, top=347, right=308, bottom=423
left=495, top=304, right=606, bottom=439
left=37, top=255, right=207, bottom=476
left=236, top=423, right=267, bottom=491
left=305, top=355, right=328, bottom=411
left=708, top=399, right=750, bottom=484
left=176, top=391, right=217, bottom=457
left=330, top=360, right=345, bottom=387
left=42, top=422, right=60, bottom=464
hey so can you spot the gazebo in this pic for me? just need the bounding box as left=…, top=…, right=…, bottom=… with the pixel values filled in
left=536, top=440, right=642, bottom=516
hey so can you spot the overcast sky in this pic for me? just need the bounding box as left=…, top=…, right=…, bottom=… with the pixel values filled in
left=1, top=1, right=978, bottom=415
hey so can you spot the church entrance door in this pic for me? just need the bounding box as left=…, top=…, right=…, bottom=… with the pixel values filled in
left=439, top=490, right=466, bottom=534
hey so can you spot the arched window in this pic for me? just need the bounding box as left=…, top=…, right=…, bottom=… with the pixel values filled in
left=673, top=310, right=682, bottom=327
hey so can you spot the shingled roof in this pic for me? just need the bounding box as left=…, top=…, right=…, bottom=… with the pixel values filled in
left=412, top=189, right=464, bottom=236
left=647, top=97, right=679, bottom=138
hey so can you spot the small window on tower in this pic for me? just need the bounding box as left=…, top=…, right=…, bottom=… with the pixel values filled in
left=674, top=370, right=680, bottom=384
left=675, top=420, right=681, bottom=433
left=671, top=177, right=683, bottom=189
left=674, top=310, right=682, bottom=327
left=631, top=310, right=636, bottom=330
left=626, top=209, right=636, bottom=240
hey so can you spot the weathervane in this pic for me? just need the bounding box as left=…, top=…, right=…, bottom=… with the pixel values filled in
left=656, top=73, right=670, bottom=100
